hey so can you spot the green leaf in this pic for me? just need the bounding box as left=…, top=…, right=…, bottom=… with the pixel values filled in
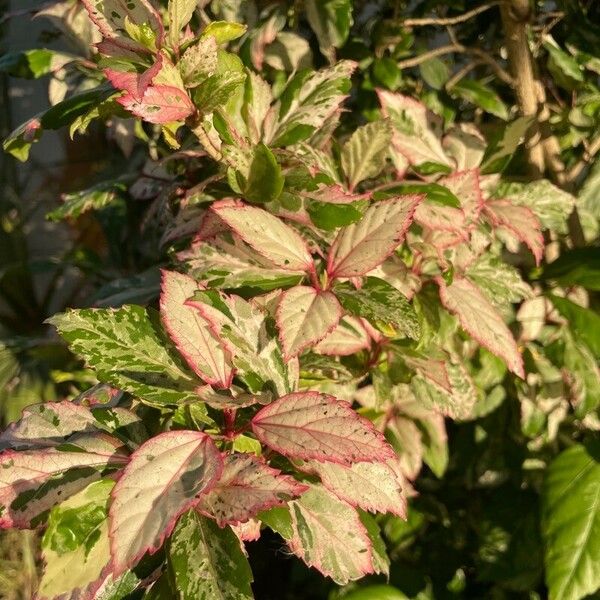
left=38, top=480, right=113, bottom=600
left=419, top=57, right=449, bottom=90
left=451, top=79, right=509, bottom=120
left=169, top=510, right=254, bottom=600
left=541, top=247, right=600, bottom=291
left=0, top=49, right=76, bottom=79
left=563, top=332, right=600, bottom=416
left=41, top=86, right=116, bottom=130
left=543, top=37, right=584, bottom=82
left=47, top=306, right=198, bottom=406
left=372, top=57, right=402, bottom=91
left=305, top=0, right=353, bottom=56
left=47, top=181, right=126, bottom=221
left=202, top=21, right=247, bottom=43
left=549, top=295, right=600, bottom=358
left=307, top=200, right=365, bottom=230
left=340, top=585, right=409, bottom=600
left=2, top=117, right=42, bottom=161
left=193, top=71, right=246, bottom=113
left=481, top=115, right=533, bottom=173
left=244, top=144, right=284, bottom=204
left=341, top=120, right=392, bottom=191
left=374, top=182, right=460, bottom=208
left=543, top=442, right=600, bottom=600
left=334, top=277, right=420, bottom=340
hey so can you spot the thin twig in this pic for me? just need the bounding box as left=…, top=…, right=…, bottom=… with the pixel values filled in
left=397, top=42, right=514, bottom=86
left=445, top=61, right=482, bottom=89
left=402, top=2, right=499, bottom=27
left=565, top=136, right=600, bottom=183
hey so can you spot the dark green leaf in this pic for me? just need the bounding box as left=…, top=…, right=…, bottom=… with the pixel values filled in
left=307, top=201, right=365, bottom=230
left=549, top=295, right=600, bottom=358
left=244, top=144, right=284, bottom=204
left=451, top=79, right=509, bottom=120
left=374, top=182, right=460, bottom=208
left=541, top=247, right=600, bottom=291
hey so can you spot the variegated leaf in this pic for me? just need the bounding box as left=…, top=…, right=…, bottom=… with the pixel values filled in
left=0, top=445, right=127, bottom=529
left=160, top=270, right=233, bottom=388
left=327, top=196, right=421, bottom=278
left=438, top=276, right=524, bottom=378
left=341, top=120, right=392, bottom=191
left=301, top=459, right=406, bottom=517
left=485, top=199, right=544, bottom=265
left=276, top=286, right=342, bottom=360
left=118, top=84, right=194, bottom=124
left=38, top=479, right=114, bottom=600
left=178, top=35, right=218, bottom=87
left=169, top=510, right=254, bottom=600
left=197, top=453, right=307, bottom=526
left=211, top=201, right=314, bottom=272
left=109, top=431, right=223, bottom=574
left=284, top=484, right=376, bottom=584
left=187, top=289, right=297, bottom=395
left=48, top=306, right=198, bottom=406
left=439, top=169, right=484, bottom=223
left=81, top=0, right=162, bottom=53
left=0, top=401, right=144, bottom=451
left=377, top=90, right=452, bottom=169
left=314, top=316, right=370, bottom=356
left=266, top=61, right=356, bottom=147
left=251, top=391, right=394, bottom=464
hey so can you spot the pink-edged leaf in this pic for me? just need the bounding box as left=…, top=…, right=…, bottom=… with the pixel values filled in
left=300, top=184, right=370, bottom=204
left=0, top=445, right=127, bottom=529
left=301, top=459, right=407, bottom=517
left=197, top=453, right=307, bottom=526
left=0, top=401, right=97, bottom=450
left=109, top=430, right=223, bottom=575
left=251, top=391, right=395, bottom=465
left=439, top=169, right=484, bottom=223
left=117, top=84, right=195, bottom=124
left=81, top=0, right=163, bottom=53
left=414, top=203, right=466, bottom=233
left=314, top=316, right=371, bottom=356
left=211, top=201, right=314, bottom=272
left=377, top=89, right=452, bottom=168
left=276, top=286, right=342, bottom=360
left=402, top=355, right=452, bottom=392
left=437, top=276, right=524, bottom=378
left=484, top=199, right=544, bottom=265
left=327, top=195, right=421, bottom=278
left=285, top=483, right=375, bottom=584
left=160, top=270, right=233, bottom=388
left=105, top=57, right=162, bottom=99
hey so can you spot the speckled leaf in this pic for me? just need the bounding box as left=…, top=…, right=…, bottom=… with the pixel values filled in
left=251, top=391, right=394, bottom=464
left=277, top=286, right=342, bottom=360
left=169, top=510, right=254, bottom=600
left=438, top=276, right=524, bottom=378
left=109, top=431, right=223, bottom=574
left=286, top=484, right=375, bottom=584
left=327, top=196, right=421, bottom=278
left=81, top=0, right=162, bottom=53
left=160, top=270, right=233, bottom=388
left=118, top=84, right=194, bottom=124
left=211, top=201, right=313, bottom=272
left=334, top=277, right=419, bottom=339
left=197, top=453, right=307, bottom=526
left=0, top=445, right=127, bottom=529
left=301, top=459, right=406, bottom=517
left=47, top=306, right=198, bottom=406
left=341, top=120, right=392, bottom=191
left=38, top=479, right=114, bottom=600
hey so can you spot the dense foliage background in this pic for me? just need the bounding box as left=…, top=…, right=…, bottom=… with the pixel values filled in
left=1, top=0, right=599, bottom=599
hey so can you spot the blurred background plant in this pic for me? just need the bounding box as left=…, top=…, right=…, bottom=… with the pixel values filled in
left=1, top=0, right=599, bottom=598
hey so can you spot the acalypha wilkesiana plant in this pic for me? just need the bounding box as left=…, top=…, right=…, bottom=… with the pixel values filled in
left=1, top=0, right=598, bottom=598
